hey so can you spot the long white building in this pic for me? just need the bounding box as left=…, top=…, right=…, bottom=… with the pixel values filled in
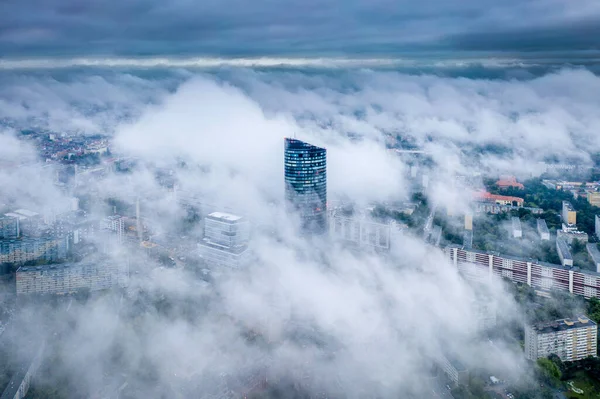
left=525, top=316, right=597, bottom=362
left=328, top=208, right=403, bottom=251
left=16, top=259, right=129, bottom=295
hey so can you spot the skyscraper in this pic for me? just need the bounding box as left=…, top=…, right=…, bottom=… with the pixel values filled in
left=284, top=138, right=327, bottom=233
left=198, top=212, right=250, bottom=269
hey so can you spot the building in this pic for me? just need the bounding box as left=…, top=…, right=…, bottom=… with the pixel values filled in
left=198, top=212, right=250, bottom=269
left=511, top=217, right=522, bottom=238
left=557, top=228, right=588, bottom=245
left=473, top=191, right=524, bottom=207
left=0, top=235, right=68, bottom=265
left=587, top=244, right=600, bottom=274
left=0, top=340, right=45, bottom=399
left=440, top=354, right=468, bottom=386
left=596, top=215, right=600, bottom=240
left=524, top=317, right=597, bottom=362
left=204, top=212, right=250, bottom=248
left=444, top=246, right=600, bottom=299
left=0, top=216, right=19, bottom=239
left=102, top=215, right=125, bottom=243
left=16, top=259, right=129, bottom=295
left=329, top=208, right=395, bottom=251
left=537, top=219, right=550, bottom=241
left=284, top=138, right=327, bottom=234
left=465, top=214, right=473, bottom=231
left=496, top=176, right=524, bottom=189
left=588, top=192, right=600, bottom=207
left=562, top=201, right=577, bottom=226
left=556, top=239, right=573, bottom=267
left=463, top=230, right=473, bottom=250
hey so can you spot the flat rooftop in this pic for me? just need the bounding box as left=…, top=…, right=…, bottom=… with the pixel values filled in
left=207, top=212, right=243, bottom=222
left=532, top=316, right=596, bottom=334
left=13, top=209, right=39, bottom=218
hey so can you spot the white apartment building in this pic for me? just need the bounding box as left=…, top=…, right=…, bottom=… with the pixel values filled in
left=537, top=219, right=550, bottom=241
left=525, top=317, right=597, bottom=362
left=16, top=259, right=129, bottom=295
left=329, top=209, right=398, bottom=251
left=511, top=217, right=522, bottom=238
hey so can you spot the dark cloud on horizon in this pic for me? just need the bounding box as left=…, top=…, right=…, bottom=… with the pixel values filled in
left=1, top=0, right=600, bottom=57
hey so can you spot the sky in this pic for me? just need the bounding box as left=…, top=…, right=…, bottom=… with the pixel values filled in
left=1, top=0, right=600, bottom=58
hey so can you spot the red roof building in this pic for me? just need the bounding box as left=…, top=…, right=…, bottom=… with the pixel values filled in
left=474, top=190, right=524, bottom=207
left=496, top=176, right=524, bottom=190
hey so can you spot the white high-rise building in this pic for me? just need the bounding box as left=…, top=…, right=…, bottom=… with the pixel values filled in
left=329, top=208, right=397, bottom=251
left=525, top=316, right=597, bottom=362
left=199, top=212, right=250, bottom=269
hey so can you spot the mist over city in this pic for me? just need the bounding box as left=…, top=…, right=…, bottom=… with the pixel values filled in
left=1, top=1, right=600, bottom=399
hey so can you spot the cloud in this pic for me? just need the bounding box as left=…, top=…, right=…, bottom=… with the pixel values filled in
left=1, top=65, right=598, bottom=397
left=1, top=0, right=600, bottom=56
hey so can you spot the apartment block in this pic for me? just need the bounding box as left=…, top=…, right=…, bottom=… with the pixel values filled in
left=537, top=219, right=550, bottom=241
left=16, top=259, right=129, bottom=295
left=329, top=209, right=396, bottom=251
left=525, top=317, right=597, bottom=362
left=562, top=201, right=577, bottom=226
left=556, top=238, right=573, bottom=267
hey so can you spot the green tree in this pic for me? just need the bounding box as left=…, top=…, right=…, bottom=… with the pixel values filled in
left=536, top=358, right=561, bottom=386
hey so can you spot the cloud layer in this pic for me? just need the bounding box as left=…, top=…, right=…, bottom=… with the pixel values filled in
left=1, top=0, right=600, bottom=56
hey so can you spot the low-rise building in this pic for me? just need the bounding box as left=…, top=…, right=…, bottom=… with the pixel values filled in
left=474, top=191, right=524, bottom=207
left=556, top=239, right=573, bottom=267
left=16, top=259, right=129, bottom=295
left=537, top=219, right=550, bottom=241
left=525, top=316, right=597, bottom=362
left=496, top=176, right=524, bottom=189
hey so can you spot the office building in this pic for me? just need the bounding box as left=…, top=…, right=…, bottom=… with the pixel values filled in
left=556, top=239, right=573, bottom=267
left=537, top=219, right=550, bottom=241
left=511, top=217, right=522, bottom=238
left=0, top=216, right=19, bottom=239
left=562, top=201, right=577, bottom=226
left=198, top=212, right=250, bottom=269
left=524, top=317, right=597, bottom=362
left=204, top=212, right=249, bottom=248
left=284, top=138, right=327, bottom=234
left=16, top=259, right=129, bottom=295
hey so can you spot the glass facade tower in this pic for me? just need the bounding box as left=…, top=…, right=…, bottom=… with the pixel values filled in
left=284, top=138, right=327, bottom=234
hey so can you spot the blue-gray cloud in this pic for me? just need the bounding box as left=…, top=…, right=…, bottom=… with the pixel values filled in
left=1, top=0, right=600, bottom=57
